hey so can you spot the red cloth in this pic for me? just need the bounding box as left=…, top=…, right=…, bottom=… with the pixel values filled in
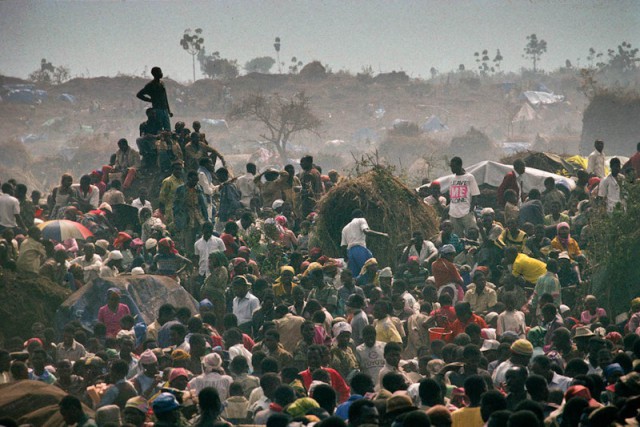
left=221, top=233, right=237, bottom=258
left=430, top=306, right=457, bottom=328
left=496, top=171, right=519, bottom=207
left=623, top=152, right=640, bottom=177
left=299, top=367, right=350, bottom=403
left=97, top=303, right=131, bottom=338
left=450, top=314, right=488, bottom=337
left=432, top=258, right=463, bottom=289
left=242, top=334, right=255, bottom=352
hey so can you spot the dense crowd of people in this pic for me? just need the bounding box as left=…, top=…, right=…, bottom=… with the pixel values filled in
left=1, top=68, right=640, bottom=427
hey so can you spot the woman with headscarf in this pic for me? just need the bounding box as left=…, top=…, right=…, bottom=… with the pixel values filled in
left=230, top=257, right=248, bottom=279
left=275, top=215, right=298, bottom=249
left=151, top=237, right=192, bottom=279
left=237, top=246, right=260, bottom=276
left=356, top=258, right=380, bottom=289
left=273, top=266, right=297, bottom=304
left=551, top=222, right=582, bottom=261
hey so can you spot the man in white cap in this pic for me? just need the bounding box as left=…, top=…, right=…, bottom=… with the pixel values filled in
left=187, top=352, right=233, bottom=400
left=330, top=321, right=359, bottom=381
left=100, top=250, right=123, bottom=278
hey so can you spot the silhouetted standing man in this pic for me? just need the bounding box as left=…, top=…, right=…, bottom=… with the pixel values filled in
left=137, top=66, right=173, bottom=131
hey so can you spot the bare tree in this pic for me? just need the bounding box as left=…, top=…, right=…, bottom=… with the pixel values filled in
left=229, top=92, right=321, bottom=159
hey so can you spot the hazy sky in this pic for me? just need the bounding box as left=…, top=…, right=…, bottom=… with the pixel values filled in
left=1, top=0, right=638, bottom=82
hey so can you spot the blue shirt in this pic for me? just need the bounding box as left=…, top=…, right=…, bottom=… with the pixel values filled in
left=335, top=394, right=363, bottom=420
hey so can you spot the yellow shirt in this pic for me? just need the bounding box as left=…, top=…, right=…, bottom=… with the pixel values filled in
left=16, top=238, right=46, bottom=274
left=452, top=407, right=483, bottom=427
left=373, top=316, right=403, bottom=343
left=512, top=253, right=547, bottom=284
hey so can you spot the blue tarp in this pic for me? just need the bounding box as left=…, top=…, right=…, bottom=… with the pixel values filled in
left=58, top=93, right=77, bottom=104
left=54, top=275, right=198, bottom=336
left=3, top=85, right=48, bottom=104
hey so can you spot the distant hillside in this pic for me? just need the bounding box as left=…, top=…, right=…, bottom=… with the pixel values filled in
left=0, top=69, right=602, bottom=190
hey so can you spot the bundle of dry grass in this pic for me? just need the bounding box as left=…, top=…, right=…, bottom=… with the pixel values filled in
left=315, top=166, right=439, bottom=268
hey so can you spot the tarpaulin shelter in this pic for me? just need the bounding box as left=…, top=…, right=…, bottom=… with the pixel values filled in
left=420, top=160, right=576, bottom=194
left=421, top=115, right=448, bottom=132
left=0, top=381, right=94, bottom=426
left=512, top=103, right=538, bottom=123
left=520, top=91, right=564, bottom=106
left=55, top=275, right=198, bottom=335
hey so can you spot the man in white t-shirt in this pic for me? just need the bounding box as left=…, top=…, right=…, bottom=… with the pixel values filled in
left=194, top=222, right=226, bottom=278
left=0, top=183, right=25, bottom=232
left=597, top=157, right=624, bottom=212
left=587, top=139, right=606, bottom=179
left=341, top=209, right=388, bottom=277
left=448, top=157, right=480, bottom=237
left=131, top=188, right=153, bottom=211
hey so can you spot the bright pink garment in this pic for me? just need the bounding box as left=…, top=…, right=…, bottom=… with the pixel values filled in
left=97, top=303, right=131, bottom=338
left=580, top=308, right=606, bottom=325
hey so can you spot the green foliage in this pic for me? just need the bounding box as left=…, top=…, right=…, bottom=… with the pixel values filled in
left=587, top=182, right=640, bottom=315
left=198, top=50, right=239, bottom=80
left=244, top=56, right=276, bottom=74
left=289, top=57, right=304, bottom=74
left=180, top=28, right=204, bottom=54
left=28, top=58, right=70, bottom=84
left=474, top=49, right=494, bottom=75
left=523, top=34, right=547, bottom=72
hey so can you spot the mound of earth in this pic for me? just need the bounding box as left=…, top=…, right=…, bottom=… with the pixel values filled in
left=300, top=61, right=327, bottom=80
left=315, top=167, right=439, bottom=267
left=448, top=126, right=498, bottom=165
left=580, top=92, right=640, bottom=155
left=0, top=271, right=70, bottom=343
left=0, top=380, right=94, bottom=427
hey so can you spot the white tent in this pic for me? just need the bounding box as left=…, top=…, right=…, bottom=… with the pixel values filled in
left=521, top=91, right=564, bottom=106
left=512, top=103, right=538, bottom=123
left=421, top=115, right=448, bottom=132
left=418, top=160, right=576, bottom=194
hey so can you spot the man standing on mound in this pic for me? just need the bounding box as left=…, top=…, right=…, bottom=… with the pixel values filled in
left=341, top=209, right=389, bottom=276
left=137, top=66, right=173, bottom=131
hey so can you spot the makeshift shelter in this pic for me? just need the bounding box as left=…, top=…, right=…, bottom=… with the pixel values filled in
left=502, top=151, right=579, bottom=176
left=55, top=275, right=198, bottom=334
left=316, top=167, right=439, bottom=268
left=421, top=115, right=448, bottom=132
left=58, top=93, right=77, bottom=104
left=520, top=91, right=564, bottom=106
left=0, top=381, right=94, bottom=426
left=422, top=160, right=576, bottom=194
left=512, top=103, right=538, bottom=123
